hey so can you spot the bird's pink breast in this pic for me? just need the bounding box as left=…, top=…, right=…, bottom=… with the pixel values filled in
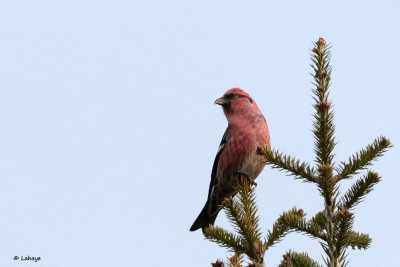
left=217, top=114, right=270, bottom=183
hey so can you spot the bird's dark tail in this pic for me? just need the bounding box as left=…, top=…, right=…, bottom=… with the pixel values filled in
left=190, top=201, right=218, bottom=232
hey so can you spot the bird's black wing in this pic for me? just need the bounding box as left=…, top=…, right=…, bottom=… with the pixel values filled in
left=207, top=129, right=228, bottom=197
left=189, top=129, right=229, bottom=232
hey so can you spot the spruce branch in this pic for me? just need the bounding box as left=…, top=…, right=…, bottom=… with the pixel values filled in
left=337, top=171, right=381, bottom=211
left=344, top=231, right=372, bottom=250
left=206, top=177, right=266, bottom=266
left=279, top=250, right=323, bottom=267
left=335, top=136, right=391, bottom=181
left=260, top=147, right=317, bottom=183
left=309, top=211, right=327, bottom=229
left=204, top=225, right=248, bottom=253
left=234, top=177, right=265, bottom=263
left=334, top=209, right=371, bottom=251
left=316, top=164, right=337, bottom=203
left=236, top=176, right=263, bottom=242
left=334, top=210, right=354, bottom=259
left=311, top=38, right=336, bottom=166
left=224, top=197, right=252, bottom=243
left=265, top=209, right=300, bottom=249
left=279, top=208, right=326, bottom=240
left=310, top=39, right=337, bottom=202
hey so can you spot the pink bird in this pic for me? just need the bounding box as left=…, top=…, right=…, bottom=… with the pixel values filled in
left=190, top=88, right=270, bottom=232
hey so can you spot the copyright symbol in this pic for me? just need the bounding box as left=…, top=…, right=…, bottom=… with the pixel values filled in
left=14, top=256, right=19, bottom=260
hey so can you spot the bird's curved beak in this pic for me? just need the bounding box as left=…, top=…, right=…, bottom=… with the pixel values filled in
left=214, top=96, right=229, bottom=106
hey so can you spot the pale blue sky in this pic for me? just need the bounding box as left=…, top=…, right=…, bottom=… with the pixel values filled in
left=0, top=0, right=399, bottom=266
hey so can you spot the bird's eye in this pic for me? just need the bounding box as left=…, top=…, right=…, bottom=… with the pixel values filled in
left=248, top=98, right=253, bottom=104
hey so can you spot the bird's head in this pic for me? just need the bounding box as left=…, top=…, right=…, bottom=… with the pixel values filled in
left=215, top=88, right=259, bottom=116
